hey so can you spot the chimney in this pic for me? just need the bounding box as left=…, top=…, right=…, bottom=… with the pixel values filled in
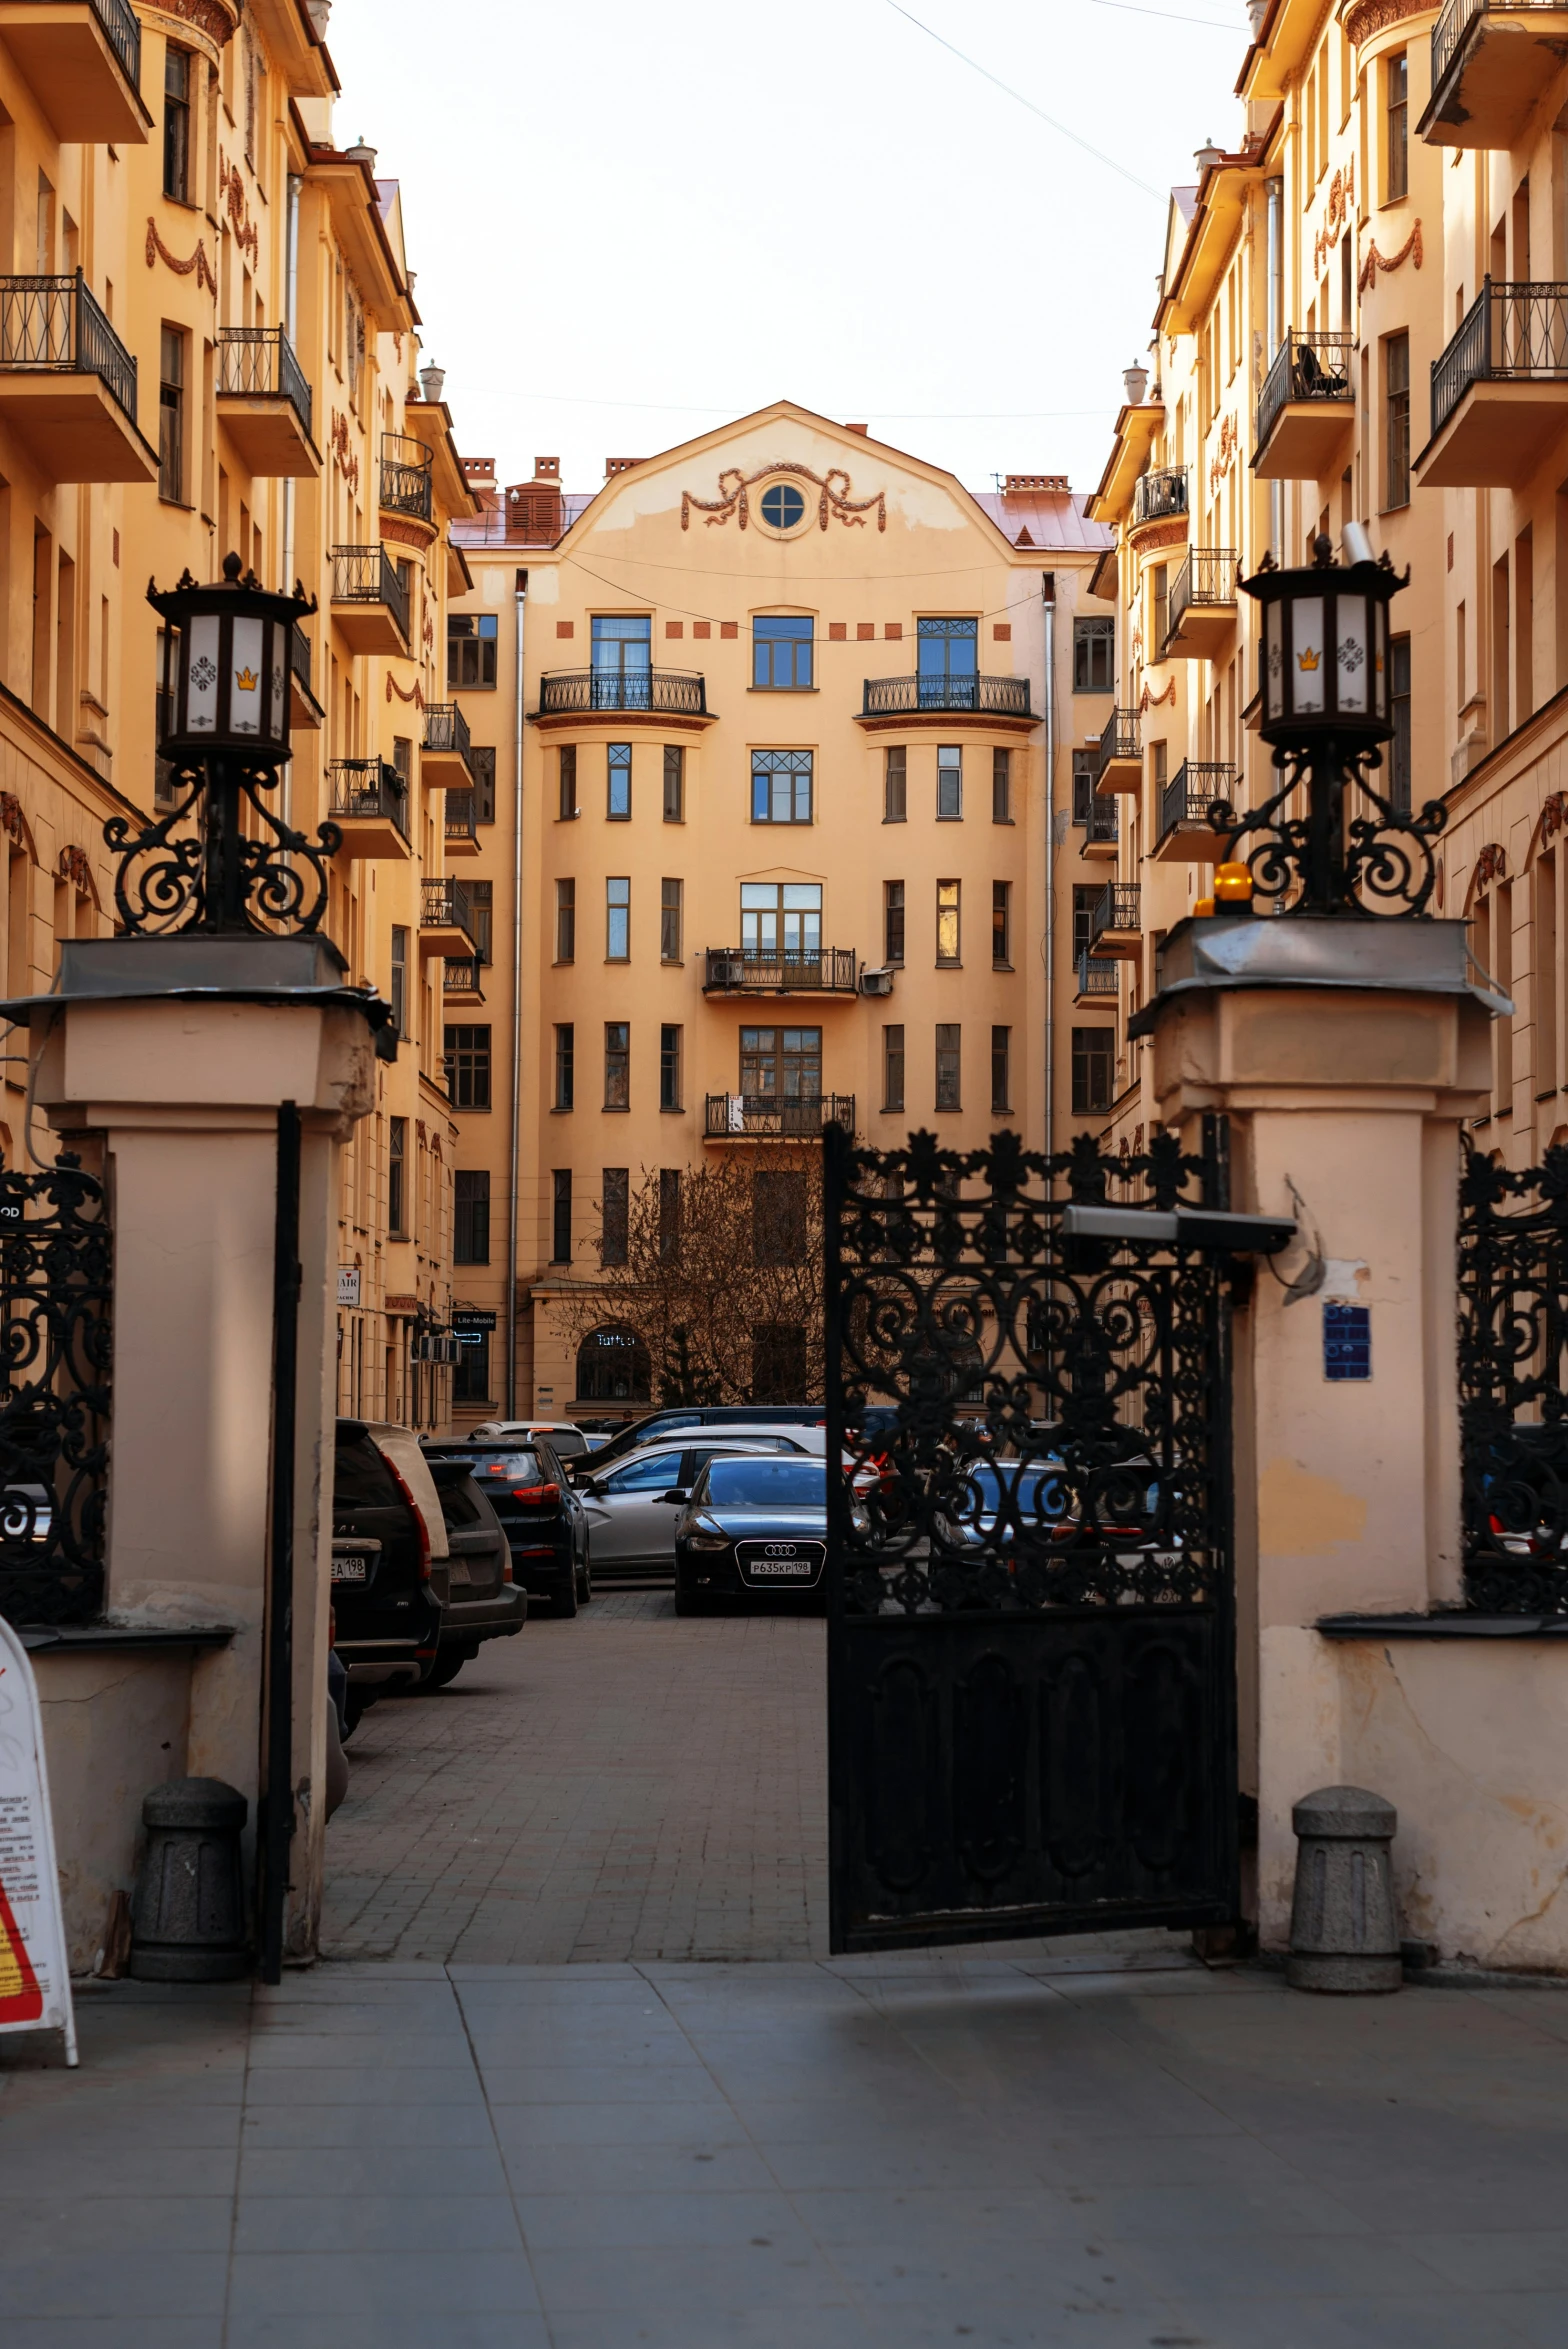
left=533, top=456, right=561, bottom=481
left=1003, top=473, right=1069, bottom=495
left=1122, top=363, right=1150, bottom=406
left=418, top=362, right=445, bottom=405
left=604, top=457, right=644, bottom=478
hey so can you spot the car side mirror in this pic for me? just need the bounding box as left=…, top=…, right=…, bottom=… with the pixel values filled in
left=580, top=1479, right=604, bottom=1498
left=661, top=1488, right=690, bottom=1505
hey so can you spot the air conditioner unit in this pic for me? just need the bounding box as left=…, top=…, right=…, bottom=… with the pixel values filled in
left=859, top=966, right=894, bottom=997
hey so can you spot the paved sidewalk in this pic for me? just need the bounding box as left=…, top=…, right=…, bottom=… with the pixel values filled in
left=6, top=1952, right=1568, bottom=2345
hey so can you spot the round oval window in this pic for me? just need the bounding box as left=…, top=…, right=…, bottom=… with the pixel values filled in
left=760, top=482, right=806, bottom=531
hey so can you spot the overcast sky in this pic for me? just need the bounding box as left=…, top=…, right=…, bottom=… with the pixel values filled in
left=326, top=0, right=1248, bottom=500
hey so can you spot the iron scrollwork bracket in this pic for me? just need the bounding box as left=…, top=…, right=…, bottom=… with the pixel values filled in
left=1207, top=744, right=1446, bottom=917
left=106, top=757, right=341, bottom=937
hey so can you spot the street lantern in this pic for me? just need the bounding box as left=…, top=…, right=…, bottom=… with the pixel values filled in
left=150, top=553, right=300, bottom=761
left=1251, top=534, right=1399, bottom=748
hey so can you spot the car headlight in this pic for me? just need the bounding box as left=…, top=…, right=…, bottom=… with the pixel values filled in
left=685, top=1517, right=729, bottom=1552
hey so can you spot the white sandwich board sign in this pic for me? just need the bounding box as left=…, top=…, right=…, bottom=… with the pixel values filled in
left=0, top=1614, right=77, bottom=2063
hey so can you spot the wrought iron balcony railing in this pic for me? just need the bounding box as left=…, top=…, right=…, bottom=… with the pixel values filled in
left=704, top=1092, right=855, bottom=1139
left=0, top=271, right=136, bottom=422
left=703, top=947, right=859, bottom=994
left=67, top=0, right=141, bottom=87
left=1427, top=0, right=1546, bottom=92
left=422, top=701, right=471, bottom=763
left=329, top=758, right=408, bottom=833
left=1432, top=278, right=1568, bottom=439
left=1079, top=794, right=1118, bottom=844
left=331, top=543, right=410, bottom=643
left=290, top=623, right=312, bottom=695
left=1076, top=950, right=1119, bottom=996
left=1164, top=547, right=1238, bottom=645
left=445, top=791, right=478, bottom=846
left=216, top=325, right=311, bottom=435
left=860, top=674, right=1035, bottom=718
left=443, top=956, right=485, bottom=997
left=1091, top=707, right=1142, bottom=788
left=422, top=876, right=477, bottom=943
left=380, top=431, right=433, bottom=523
left=1087, top=881, right=1141, bottom=949
left=1131, top=467, right=1188, bottom=526
left=1256, top=329, right=1354, bottom=451
left=537, top=669, right=707, bottom=716
left=1159, top=760, right=1239, bottom=846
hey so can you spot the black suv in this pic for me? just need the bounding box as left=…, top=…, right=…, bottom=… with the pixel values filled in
left=332, top=1420, right=448, bottom=1726
left=443, top=1436, right=590, bottom=1618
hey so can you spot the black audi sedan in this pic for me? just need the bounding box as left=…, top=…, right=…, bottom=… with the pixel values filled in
left=673, top=1454, right=863, bottom=1614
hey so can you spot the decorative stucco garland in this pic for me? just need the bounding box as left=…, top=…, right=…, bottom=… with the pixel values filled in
left=146, top=218, right=217, bottom=296
left=682, top=461, right=887, bottom=533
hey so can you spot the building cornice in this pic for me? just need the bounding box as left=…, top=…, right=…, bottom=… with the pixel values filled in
left=1342, top=0, right=1434, bottom=47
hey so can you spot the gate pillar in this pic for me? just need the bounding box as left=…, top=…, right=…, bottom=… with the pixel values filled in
left=17, top=936, right=383, bottom=1967
left=1139, top=915, right=1496, bottom=1953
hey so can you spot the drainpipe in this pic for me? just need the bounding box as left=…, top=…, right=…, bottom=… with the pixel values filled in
left=505, top=571, right=527, bottom=1418
left=1042, top=572, right=1057, bottom=1168
left=1266, top=175, right=1283, bottom=560
left=280, top=175, right=302, bottom=819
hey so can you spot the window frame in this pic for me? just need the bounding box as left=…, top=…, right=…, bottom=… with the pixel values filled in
left=663, top=743, right=685, bottom=822
left=1385, top=51, right=1409, bottom=205
left=603, top=1020, right=630, bottom=1110
left=158, top=325, right=186, bottom=504
left=992, top=880, right=1011, bottom=969
left=751, top=749, right=813, bottom=825
left=443, top=1023, right=492, bottom=1112
left=557, top=743, right=578, bottom=821
left=992, top=747, right=1012, bottom=824
left=606, top=741, right=631, bottom=821
left=884, top=880, right=905, bottom=966
left=555, top=878, right=575, bottom=964
left=883, top=1023, right=905, bottom=1113
left=936, top=878, right=961, bottom=967
left=991, top=1024, right=1011, bottom=1115
left=937, top=743, right=963, bottom=821
left=454, top=1167, right=490, bottom=1263
left=1384, top=330, right=1411, bottom=511
left=1071, top=1026, right=1115, bottom=1116
left=388, top=1114, right=407, bottom=1236
left=1072, top=615, right=1115, bottom=694
left=551, top=1170, right=572, bottom=1264
left=600, top=1167, right=630, bottom=1267
left=935, top=1022, right=962, bottom=1112
left=659, top=1023, right=683, bottom=1112
left=448, top=612, right=499, bottom=691
left=553, top=1022, right=575, bottom=1112
left=163, top=45, right=192, bottom=205
left=605, top=875, right=630, bottom=962
left=660, top=877, right=683, bottom=966
left=752, top=614, right=814, bottom=691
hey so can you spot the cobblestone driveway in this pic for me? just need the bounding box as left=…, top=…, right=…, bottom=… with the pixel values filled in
left=322, top=1593, right=830, bottom=1965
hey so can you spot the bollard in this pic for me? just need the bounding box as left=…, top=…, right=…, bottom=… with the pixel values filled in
left=128, top=1778, right=250, bottom=1982
left=1287, top=1784, right=1402, bottom=1994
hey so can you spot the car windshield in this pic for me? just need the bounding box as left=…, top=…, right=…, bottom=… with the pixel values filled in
left=473, top=1451, right=545, bottom=1483
left=702, top=1458, right=827, bottom=1511
left=539, top=1427, right=587, bottom=1457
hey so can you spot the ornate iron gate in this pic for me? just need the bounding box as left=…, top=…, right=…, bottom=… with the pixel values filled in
left=0, top=1154, right=111, bottom=1628
left=824, top=1123, right=1237, bottom=1954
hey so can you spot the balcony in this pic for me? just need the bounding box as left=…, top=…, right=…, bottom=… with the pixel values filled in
left=380, top=432, right=433, bottom=527
left=420, top=876, right=478, bottom=957
left=1154, top=761, right=1237, bottom=863
left=328, top=760, right=410, bottom=861
left=704, top=1093, right=855, bottom=1141
left=215, top=326, right=317, bottom=477
left=444, top=789, right=480, bottom=859
left=703, top=948, right=860, bottom=996
left=1087, top=882, right=1141, bottom=960
left=330, top=543, right=409, bottom=655
left=858, top=673, right=1036, bottom=727
left=1130, top=467, right=1189, bottom=530
left=1075, top=951, right=1119, bottom=1001
left=1418, top=280, right=1568, bottom=488
left=0, top=0, right=149, bottom=143
left=535, top=669, right=710, bottom=724
left=443, top=956, right=485, bottom=1003
left=1253, top=330, right=1354, bottom=481
left=1162, top=549, right=1238, bottom=659
left=421, top=700, right=473, bottom=785
left=1420, top=0, right=1568, bottom=149
left=1077, top=795, right=1118, bottom=860
left=289, top=623, right=323, bottom=731
left=0, top=272, right=155, bottom=484
left=1092, top=708, right=1143, bottom=796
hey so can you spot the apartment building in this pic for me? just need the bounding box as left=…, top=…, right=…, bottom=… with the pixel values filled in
left=0, top=0, right=475, bottom=1427
left=442, top=407, right=1113, bottom=1423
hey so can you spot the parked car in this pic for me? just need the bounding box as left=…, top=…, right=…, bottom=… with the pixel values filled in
left=573, top=1404, right=826, bottom=1479
left=465, top=1418, right=591, bottom=1463
left=674, top=1454, right=867, bottom=1613
left=421, top=1453, right=528, bottom=1685
left=577, top=1436, right=815, bottom=1580
left=448, top=1435, right=590, bottom=1617
left=331, top=1419, right=451, bottom=1729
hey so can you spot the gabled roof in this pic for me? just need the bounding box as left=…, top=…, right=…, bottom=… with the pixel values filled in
left=970, top=491, right=1112, bottom=553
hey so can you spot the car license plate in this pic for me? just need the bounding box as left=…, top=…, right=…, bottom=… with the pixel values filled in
left=331, top=1554, right=369, bottom=1583
left=736, top=1539, right=824, bottom=1587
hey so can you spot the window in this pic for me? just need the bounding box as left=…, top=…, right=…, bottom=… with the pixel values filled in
left=917, top=618, right=978, bottom=700
left=163, top=46, right=191, bottom=203
left=754, top=1169, right=807, bottom=1266
left=604, top=1021, right=630, bottom=1109
left=660, top=1023, right=683, bottom=1112
left=1151, top=564, right=1169, bottom=656
left=752, top=749, right=812, bottom=823
left=606, top=876, right=630, bottom=960
left=1385, top=333, right=1411, bottom=509
left=742, top=882, right=820, bottom=958
left=601, top=1168, right=629, bottom=1266
left=555, top=879, right=575, bottom=963
left=554, top=1022, right=574, bottom=1110
left=448, top=613, right=498, bottom=689
left=444, top=1024, right=492, bottom=1111
left=884, top=745, right=907, bottom=822
left=883, top=1024, right=905, bottom=1113
left=992, top=747, right=1012, bottom=824
left=936, top=879, right=961, bottom=966
left=663, top=744, right=684, bottom=821
left=607, top=741, right=631, bottom=820
left=659, top=877, right=683, bottom=965
left=752, top=1323, right=807, bottom=1402
left=1073, top=884, right=1100, bottom=959
left=1390, top=634, right=1412, bottom=813
left=937, top=744, right=963, bottom=820
left=935, top=1024, right=962, bottom=1111
left=158, top=327, right=184, bottom=502
left=454, top=1169, right=490, bottom=1263
left=1386, top=51, right=1408, bottom=203
left=659, top=1168, right=681, bottom=1257
left=753, top=614, right=814, bottom=689
left=1072, top=750, right=1103, bottom=826
left=388, top=1116, right=407, bottom=1234
left=551, top=1170, right=572, bottom=1264
left=991, top=1025, right=1011, bottom=1114
left=468, top=879, right=494, bottom=966
left=1073, top=616, right=1115, bottom=693
left=992, top=882, right=1011, bottom=967
left=741, top=1026, right=821, bottom=1099
left=453, top=1328, right=491, bottom=1406
left=470, top=745, right=497, bottom=825
left=760, top=482, right=806, bottom=531
left=591, top=614, right=651, bottom=695
left=557, top=744, right=578, bottom=820
left=390, top=926, right=408, bottom=1035
left=1072, top=1027, right=1115, bottom=1115
left=576, top=1324, right=651, bottom=1403
left=884, top=880, right=905, bottom=965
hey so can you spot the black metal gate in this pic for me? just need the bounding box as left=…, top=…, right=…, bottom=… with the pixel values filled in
left=824, top=1123, right=1237, bottom=1954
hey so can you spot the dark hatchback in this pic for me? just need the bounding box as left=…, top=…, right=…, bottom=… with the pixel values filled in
left=444, top=1437, right=591, bottom=1618
left=332, top=1420, right=447, bottom=1717
left=674, top=1454, right=862, bottom=1614
left=578, top=1405, right=826, bottom=1480
left=424, top=1454, right=528, bottom=1685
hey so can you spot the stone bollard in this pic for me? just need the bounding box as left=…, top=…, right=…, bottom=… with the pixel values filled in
left=128, top=1779, right=250, bottom=1982
left=1287, top=1784, right=1402, bottom=1994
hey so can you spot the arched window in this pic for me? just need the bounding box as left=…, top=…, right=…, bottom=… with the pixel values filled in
left=575, top=1323, right=651, bottom=1403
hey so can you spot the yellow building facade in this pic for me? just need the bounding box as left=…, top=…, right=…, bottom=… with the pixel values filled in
left=444, top=408, right=1114, bottom=1424
left=0, top=0, right=474, bottom=1429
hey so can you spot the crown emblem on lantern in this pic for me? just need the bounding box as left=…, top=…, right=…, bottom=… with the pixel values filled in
left=1297, top=646, right=1321, bottom=672
left=235, top=666, right=258, bottom=691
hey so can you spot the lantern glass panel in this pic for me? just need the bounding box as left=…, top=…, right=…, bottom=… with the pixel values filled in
left=1372, top=605, right=1389, bottom=724
left=1292, top=594, right=1325, bottom=715
left=1265, top=601, right=1285, bottom=722
left=186, top=615, right=221, bottom=734
left=1336, top=594, right=1369, bottom=714
left=230, top=615, right=265, bottom=736
left=267, top=627, right=287, bottom=742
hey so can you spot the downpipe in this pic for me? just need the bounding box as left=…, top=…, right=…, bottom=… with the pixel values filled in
left=1042, top=574, right=1057, bottom=1168
left=505, top=573, right=527, bottom=1417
